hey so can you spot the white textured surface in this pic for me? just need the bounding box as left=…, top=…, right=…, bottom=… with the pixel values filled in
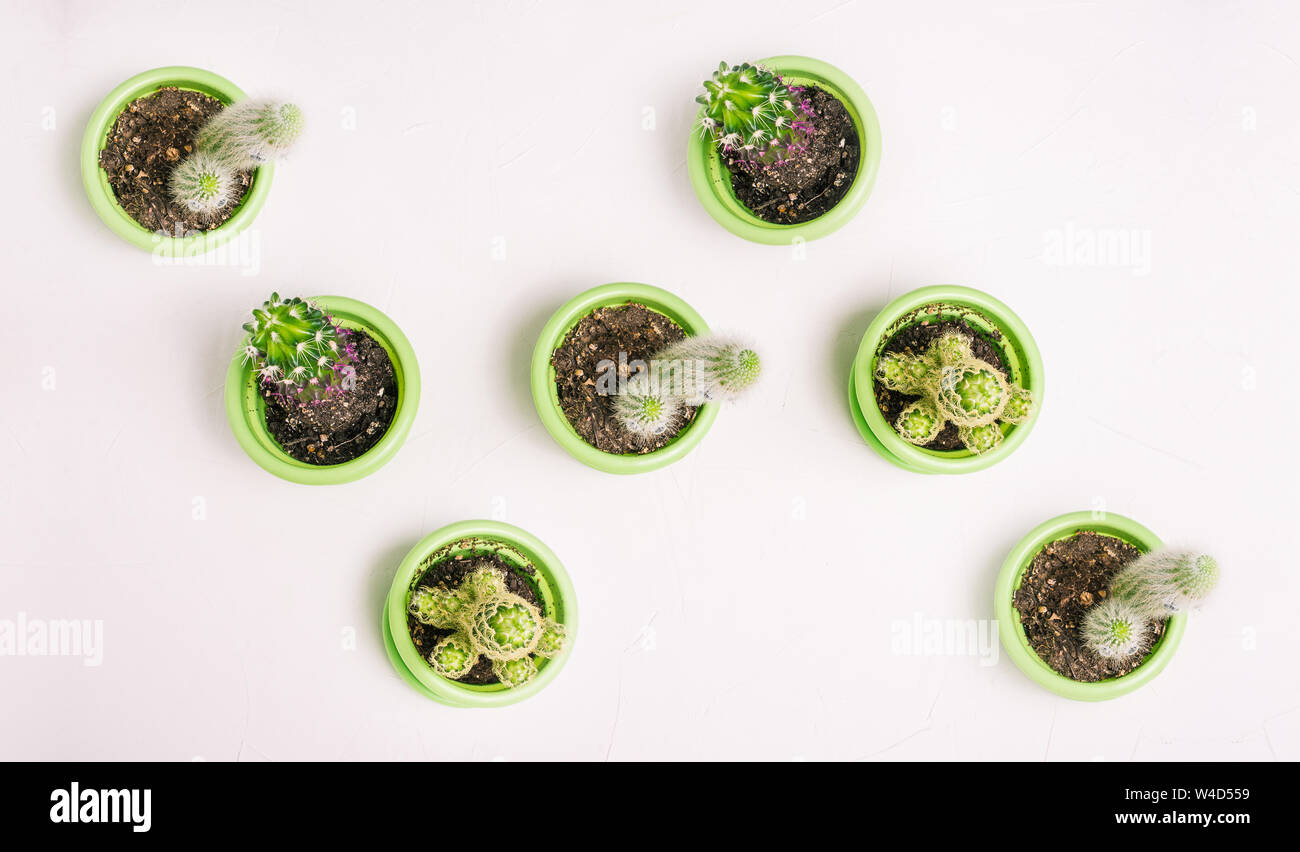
left=1, top=0, right=1298, bottom=761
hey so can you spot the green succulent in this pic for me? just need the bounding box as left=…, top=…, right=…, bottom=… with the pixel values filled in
left=408, top=560, right=565, bottom=689
left=874, top=330, right=1032, bottom=454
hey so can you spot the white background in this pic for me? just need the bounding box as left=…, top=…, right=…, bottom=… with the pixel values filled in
left=2, top=0, right=1298, bottom=761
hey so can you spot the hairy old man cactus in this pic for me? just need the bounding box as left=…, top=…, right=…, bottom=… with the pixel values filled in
left=875, top=331, right=1033, bottom=454
left=609, top=334, right=763, bottom=439
left=240, top=293, right=354, bottom=403
left=696, top=61, right=813, bottom=166
left=1082, top=548, right=1220, bottom=661
left=167, top=97, right=303, bottom=217
left=408, top=564, right=567, bottom=689
left=1110, top=550, right=1220, bottom=618
left=168, top=151, right=239, bottom=220
left=198, top=98, right=305, bottom=170
left=1081, top=598, right=1147, bottom=660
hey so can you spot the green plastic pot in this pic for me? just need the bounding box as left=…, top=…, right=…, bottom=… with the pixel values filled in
left=81, top=66, right=273, bottom=253
left=687, top=55, right=882, bottom=245
left=849, top=285, right=1043, bottom=474
left=530, top=282, right=720, bottom=474
left=995, top=511, right=1187, bottom=701
left=382, top=520, right=578, bottom=708
left=224, top=296, right=420, bottom=485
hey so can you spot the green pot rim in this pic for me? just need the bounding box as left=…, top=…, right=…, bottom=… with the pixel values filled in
left=382, top=520, right=578, bottom=708
left=529, top=282, right=720, bottom=474
left=849, top=284, right=1044, bottom=474
left=686, top=55, right=882, bottom=245
left=223, top=296, right=421, bottom=485
left=995, top=511, right=1187, bottom=701
left=80, top=65, right=274, bottom=253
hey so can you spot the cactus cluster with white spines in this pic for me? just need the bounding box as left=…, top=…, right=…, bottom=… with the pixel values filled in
left=696, top=61, right=814, bottom=166
left=1080, top=549, right=1219, bottom=661
left=875, top=330, right=1033, bottom=455
left=612, top=374, right=683, bottom=442
left=608, top=334, right=762, bottom=443
left=1109, top=550, right=1220, bottom=617
left=168, top=97, right=303, bottom=219
left=409, top=564, right=567, bottom=689
left=239, top=293, right=356, bottom=403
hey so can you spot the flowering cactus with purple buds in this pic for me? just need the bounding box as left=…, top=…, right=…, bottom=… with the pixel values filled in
left=696, top=61, right=814, bottom=166
left=239, top=293, right=356, bottom=403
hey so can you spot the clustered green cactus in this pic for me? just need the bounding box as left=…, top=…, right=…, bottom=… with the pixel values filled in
left=409, top=564, right=566, bottom=688
left=169, top=97, right=303, bottom=218
left=1081, top=550, right=1219, bottom=660
left=609, top=335, right=762, bottom=442
left=875, top=331, right=1033, bottom=454
left=239, top=293, right=356, bottom=403
left=696, top=61, right=814, bottom=166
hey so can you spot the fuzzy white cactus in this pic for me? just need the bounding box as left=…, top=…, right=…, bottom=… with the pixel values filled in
left=167, top=150, right=238, bottom=219
left=652, top=335, right=762, bottom=404
left=611, top=373, right=682, bottom=443
left=1110, top=550, right=1220, bottom=618
left=198, top=98, right=304, bottom=170
left=1081, top=597, right=1148, bottom=659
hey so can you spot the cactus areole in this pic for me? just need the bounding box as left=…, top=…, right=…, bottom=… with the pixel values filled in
left=97, top=85, right=255, bottom=236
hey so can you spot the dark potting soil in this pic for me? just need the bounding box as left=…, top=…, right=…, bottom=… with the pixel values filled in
left=262, top=330, right=398, bottom=465
left=98, top=87, right=253, bottom=234
left=724, top=86, right=860, bottom=225
left=1012, top=531, right=1167, bottom=682
left=551, top=302, right=697, bottom=454
left=407, top=550, right=544, bottom=686
left=872, top=318, right=1008, bottom=451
